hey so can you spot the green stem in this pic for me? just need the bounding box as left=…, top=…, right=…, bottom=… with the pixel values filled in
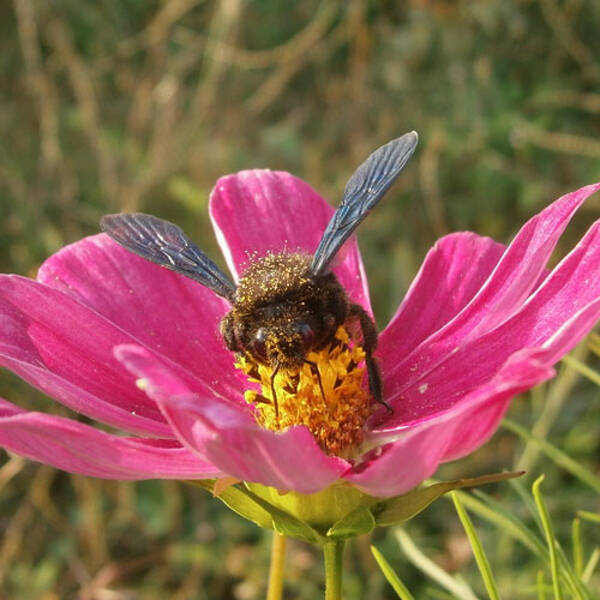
left=266, top=532, right=287, bottom=600
left=323, top=541, right=345, bottom=600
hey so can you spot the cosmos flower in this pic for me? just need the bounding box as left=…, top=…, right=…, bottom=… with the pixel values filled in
left=0, top=172, right=599, bottom=501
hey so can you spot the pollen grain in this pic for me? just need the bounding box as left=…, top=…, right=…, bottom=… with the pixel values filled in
left=235, top=327, right=373, bottom=457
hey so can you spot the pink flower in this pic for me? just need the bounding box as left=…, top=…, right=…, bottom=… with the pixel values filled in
left=1, top=173, right=599, bottom=498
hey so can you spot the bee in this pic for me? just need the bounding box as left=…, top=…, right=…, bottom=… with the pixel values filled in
left=101, top=132, right=418, bottom=416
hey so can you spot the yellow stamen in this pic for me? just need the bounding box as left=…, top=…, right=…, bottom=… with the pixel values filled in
left=234, top=327, right=373, bottom=457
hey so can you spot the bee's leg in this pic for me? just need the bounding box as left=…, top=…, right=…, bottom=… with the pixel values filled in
left=348, top=304, right=392, bottom=413
left=270, top=362, right=281, bottom=420
left=303, top=359, right=326, bottom=402
left=250, top=393, right=271, bottom=405
left=220, top=311, right=241, bottom=352
left=366, top=357, right=389, bottom=410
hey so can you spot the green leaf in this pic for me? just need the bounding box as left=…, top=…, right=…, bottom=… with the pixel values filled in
left=572, top=518, right=583, bottom=577
left=561, top=354, right=600, bottom=386
left=582, top=548, right=600, bottom=584
left=327, top=506, right=377, bottom=539
left=188, top=480, right=326, bottom=543
left=506, top=473, right=591, bottom=598
left=451, top=491, right=500, bottom=600
left=532, top=475, right=563, bottom=600
left=537, top=570, right=547, bottom=600
left=241, top=486, right=327, bottom=545
left=395, top=529, right=478, bottom=600
left=576, top=511, right=600, bottom=524
left=503, top=419, right=600, bottom=494
left=375, top=471, right=524, bottom=527
left=460, top=489, right=547, bottom=557
left=463, top=489, right=589, bottom=599
left=371, top=545, right=416, bottom=600
left=187, top=480, right=274, bottom=529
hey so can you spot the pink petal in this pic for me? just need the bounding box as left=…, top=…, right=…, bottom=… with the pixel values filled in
left=383, top=289, right=600, bottom=431
left=346, top=350, right=553, bottom=496
left=38, top=234, right=245, bottom=402
left=117, top=344, right=349, bottom=494
left=380, top=219, right=600, bottom=425
left=354, top=293, right=600, bottom=497
left=383, top=183, right=600, bottom=401
left=209, top=170, right=372, bottom=312
left=0, top=275, right=225, bottom=436
left=379, top=232, right=505, bottom=360
left=0, top=398, right=219, bottom=479
left=0, top=397, right=21, bottom=417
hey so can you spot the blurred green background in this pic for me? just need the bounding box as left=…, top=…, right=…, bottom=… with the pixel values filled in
left=1, top=1, right=599, bottom=598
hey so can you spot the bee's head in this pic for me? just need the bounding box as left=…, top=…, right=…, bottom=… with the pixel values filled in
left=250, top=320, right=316, bottom=367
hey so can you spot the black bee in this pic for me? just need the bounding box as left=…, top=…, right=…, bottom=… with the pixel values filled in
left=101, top=132, right=418, bottom=416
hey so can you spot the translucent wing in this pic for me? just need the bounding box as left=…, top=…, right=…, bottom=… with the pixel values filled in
left=101, top=213, right=236, bottom=302
left=310, top=131, right=419, bottom=276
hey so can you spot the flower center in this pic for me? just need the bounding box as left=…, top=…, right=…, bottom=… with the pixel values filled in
left=235, top=327, right=373, bottom=457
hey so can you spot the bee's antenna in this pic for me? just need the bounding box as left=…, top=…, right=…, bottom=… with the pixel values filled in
left=303, top=359, right=326, bottom=403
left=270, top=362, right=281, bottom=421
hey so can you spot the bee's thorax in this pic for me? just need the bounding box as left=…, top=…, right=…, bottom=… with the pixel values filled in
left=235, top=252, right=314, bottom=310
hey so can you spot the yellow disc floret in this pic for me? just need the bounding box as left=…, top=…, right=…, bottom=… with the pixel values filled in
left=235, top=327, right=373, bottom=458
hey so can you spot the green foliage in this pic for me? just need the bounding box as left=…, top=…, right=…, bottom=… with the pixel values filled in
left=374, top=472, right=599, bottom=599
left=371, top=545, right=416, bottom=600
left=451, top=492, right=499, bottom=600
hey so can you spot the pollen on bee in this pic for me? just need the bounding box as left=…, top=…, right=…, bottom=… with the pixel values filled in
left=234, top=327, right=373, bottom=457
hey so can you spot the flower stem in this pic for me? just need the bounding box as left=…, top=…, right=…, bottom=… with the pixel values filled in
left=323, top=541, right=345, bottom=600
left=266, top=531, right=287, bottom=600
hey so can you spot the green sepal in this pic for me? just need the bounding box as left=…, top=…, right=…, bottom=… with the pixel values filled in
left=375, top=471, right=525, bottom=527
left=187, top=471, right=523, bottom=544
left=241, top=486, right=327, bottom=545
left=187, top=479, right=274, bottom=529
left=327, top=504, right=379, bottom=539
left=245, top=482, right=376, bottom=529
left=188, top=480, right=325, bottom=544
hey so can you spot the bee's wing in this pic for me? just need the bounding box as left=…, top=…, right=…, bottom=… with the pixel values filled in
left=310, top=131, right=418, bottom=276
left=101, top=213, right=236, bottom=302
